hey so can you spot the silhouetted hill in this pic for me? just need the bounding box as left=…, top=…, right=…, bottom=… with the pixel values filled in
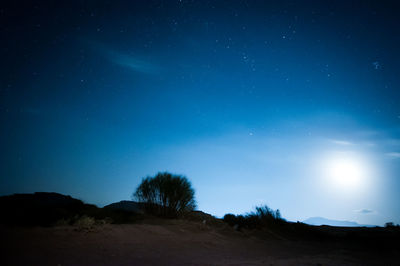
left=0, top=192, right=144, bottom=226
left=104, top=200, right=144, bottom=213
left=0, top=192, right=84, bottom=206
left=303, top=217, right=375, bottom=227
left=0, top=192, right=96, bottom=226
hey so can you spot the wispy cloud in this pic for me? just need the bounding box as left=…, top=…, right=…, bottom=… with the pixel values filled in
left=361, top=141, right=375, bottom=147
left=90, top=41, right=159, bottom=74
left=330, top=139, right=353, bottom=146
left=110, top=50, right=158, bottom=74
left=386, top=152, right=400, bottom=158
left=355, top=209, right=374, bottom=214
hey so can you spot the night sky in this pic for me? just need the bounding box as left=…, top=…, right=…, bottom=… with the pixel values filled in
left=1, top=1, right=400, bottom=225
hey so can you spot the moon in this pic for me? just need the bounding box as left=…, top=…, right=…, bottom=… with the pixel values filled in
left=326, top=157, right=364, bottom=188
left=321, top=151, right=369, bottom=192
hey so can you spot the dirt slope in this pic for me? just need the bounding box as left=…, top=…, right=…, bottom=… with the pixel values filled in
left=1, top=220, right=398, bottom=266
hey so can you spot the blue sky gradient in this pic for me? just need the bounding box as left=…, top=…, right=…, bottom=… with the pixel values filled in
left=1, top=1, right=400, bottom=225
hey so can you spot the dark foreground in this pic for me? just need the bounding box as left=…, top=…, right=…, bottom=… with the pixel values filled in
left=1, top=220, right=400, bottom=266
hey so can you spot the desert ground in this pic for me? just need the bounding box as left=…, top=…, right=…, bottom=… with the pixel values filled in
left=1, top=219, right=399, bottom=266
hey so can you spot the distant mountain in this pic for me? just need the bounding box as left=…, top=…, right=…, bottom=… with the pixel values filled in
left=303, top=217, right=376, bottom=227
left=103, top=200, right=144, bottom=213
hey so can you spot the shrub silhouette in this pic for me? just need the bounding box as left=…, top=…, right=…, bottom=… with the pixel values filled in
left=223, top=213, right=237, bottom=226
left=385, top=222, right=394, bottom=228
left=133, top=172, right=196, bottom=217
left=223, top=205, right=285, bottom=230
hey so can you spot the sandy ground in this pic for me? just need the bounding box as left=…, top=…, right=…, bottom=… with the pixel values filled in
left=1, top=220, right=398, bottom=266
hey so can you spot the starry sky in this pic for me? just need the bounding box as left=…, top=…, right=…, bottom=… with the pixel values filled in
left=1, top=0, right=400, bottom=226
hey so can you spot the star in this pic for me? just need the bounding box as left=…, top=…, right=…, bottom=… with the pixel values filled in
left=372, top=61, right=381, bottom=69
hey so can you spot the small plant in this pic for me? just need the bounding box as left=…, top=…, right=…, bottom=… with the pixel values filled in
left=95, top=217, right=113, bottom=225
left=223, top=213, right=237, bottom=226
left=384, top=222, right=399, bottom=228
left=252, top=205, right=283, bottom=226
left=54, top=218, right=71, bottom=227
left=74, top=215, right=95, bottom=231
left=223, top=205, right=285, bottom=230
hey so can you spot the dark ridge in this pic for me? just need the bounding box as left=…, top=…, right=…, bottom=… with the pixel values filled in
left=103, top=200, right=144, bottom=213
left=0, top=192, right=141, bottom=226
left=0, top=192, right=92, bottom=226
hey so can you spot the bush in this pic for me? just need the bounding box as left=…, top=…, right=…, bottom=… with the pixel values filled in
left=223, top=205, right=285, bottom=230
left=385, top=222, right=394, bottom=228
left=74, top=215, right=95, bottom=231
left=384, top=222, right=399, bottom=228
left=133, top=172, right=196, bottom=217
left=252, top=205, right=283, bottom=224
left=223, top=214, right=237, bottom=226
